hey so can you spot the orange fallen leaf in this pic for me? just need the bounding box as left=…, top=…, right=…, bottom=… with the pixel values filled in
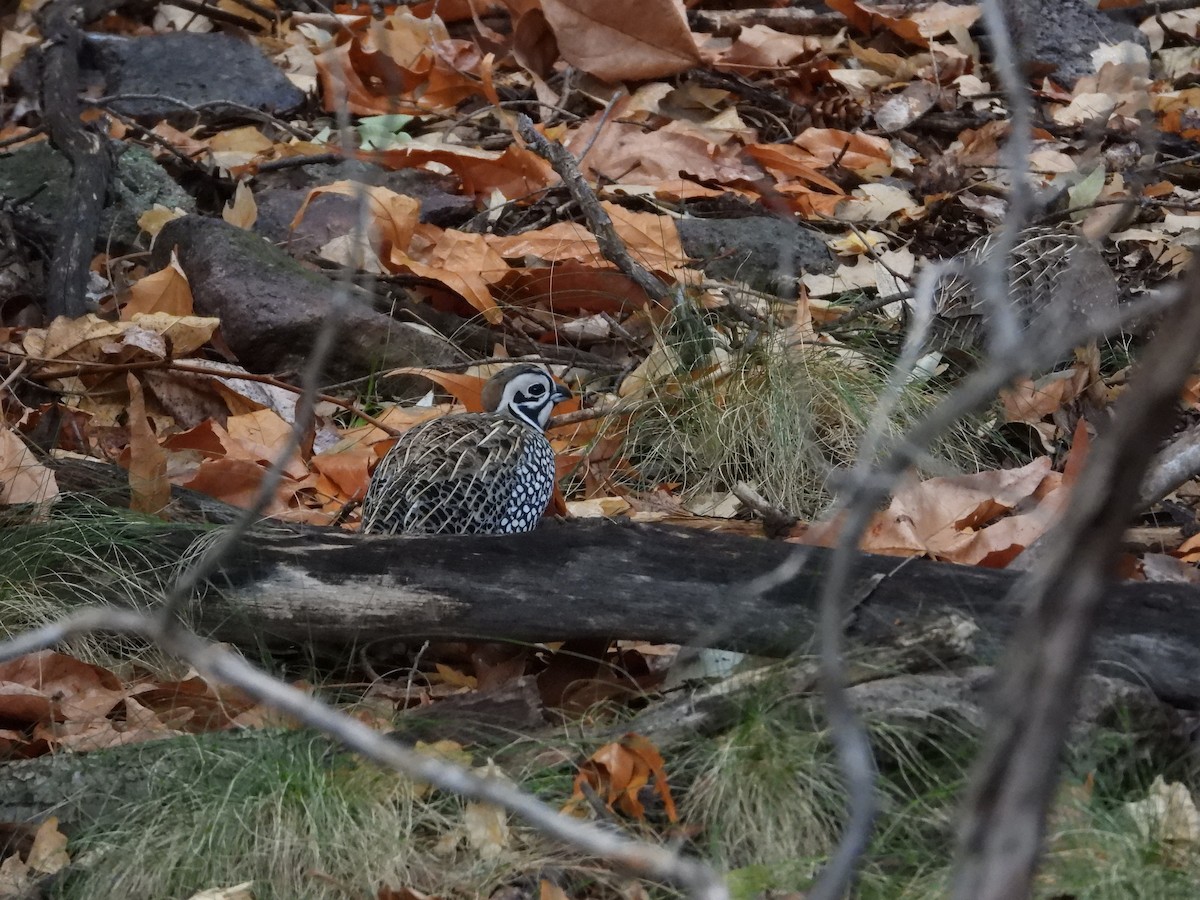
left=566, top=732, right=678, bottom=822
left=382, top=369, right=487, bottom=411
left=537, top=0, right=700, bottom=82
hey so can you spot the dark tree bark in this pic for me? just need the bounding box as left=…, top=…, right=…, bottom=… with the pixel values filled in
left=151, top=518, right=1200, bottom=709
left=37, top=0, right=125, bottom=318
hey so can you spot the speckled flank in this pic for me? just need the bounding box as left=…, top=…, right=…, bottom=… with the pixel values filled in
left=360, top=367, right=566, bottom=536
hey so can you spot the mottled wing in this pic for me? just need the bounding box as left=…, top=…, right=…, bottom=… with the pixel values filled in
left=361, top=414, right=538, bottom=535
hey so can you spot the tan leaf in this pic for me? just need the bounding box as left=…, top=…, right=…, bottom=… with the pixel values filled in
left=126, top=375, right=170, bottom=515
left=539, top=0, right=699, bottom=81
left=0, top=651, right=126, bottom=732
left=0, top=850, right=31, bottom=895
left=26, top=818, right=69, bottom=876
left=860, top=457, right=1063, bottom=565
left=293, top=181, right=419, bottom=258
left=381, top=369, right=487, bottom=411
left=392, top=227, right=509, bottom=323
left=1126, top=776, right=1200, bottom=844
left=225, top=409, right=308, bottom=480
left=464, top=764, right=510, bottom=860
left=123, top=251, right=194, bottom=319
left=0, top=427, right=58, bottom=507
left=222, top=180, right=258, bottom=230
left=137, top=204, right=188, bottom=240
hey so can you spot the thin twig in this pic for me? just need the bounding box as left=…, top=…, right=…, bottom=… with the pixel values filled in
left=5, top=350, right=399, bottom=435
left=0, top=607, right=727, bottom=899
left=0, top=359, right=28, bottom=395
left=973, top=0, right=1034, bottom=354
left=515, top=114, right=672, bottom=307
left=84, top=95, right=313, bottom=141
left=548, top=401, right=655, bottom=430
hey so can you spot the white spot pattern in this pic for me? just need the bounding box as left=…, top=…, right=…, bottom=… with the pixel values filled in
left=360, top=367, right=565, bottom=535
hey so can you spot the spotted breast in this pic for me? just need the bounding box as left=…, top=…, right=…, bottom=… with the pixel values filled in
left=360, top=365, right=571, bottom=535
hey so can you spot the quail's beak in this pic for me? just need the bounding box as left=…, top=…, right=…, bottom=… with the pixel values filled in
left=551, top=383, right=572, bottom=406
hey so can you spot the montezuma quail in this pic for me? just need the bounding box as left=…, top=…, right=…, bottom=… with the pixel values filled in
left=361, top=365, right=571, bottom=535
left=930, top=226, right=1118, bottom=352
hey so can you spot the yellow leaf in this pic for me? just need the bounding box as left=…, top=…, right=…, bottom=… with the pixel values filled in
left=27, top=816, right=69, bottom=875
left=222, top=181, right=258, bottom=230
left=137, top=204, right=188, bottom=240
left=123, top=252, right=194, bottom=319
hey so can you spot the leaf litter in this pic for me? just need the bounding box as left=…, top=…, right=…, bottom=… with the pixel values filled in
left=2, top=0, right=1200, bottom=893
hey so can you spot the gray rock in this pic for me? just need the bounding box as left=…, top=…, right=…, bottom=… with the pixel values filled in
left=254, top=163, right=472, bottom=257
left=677, top=216, right=833, bottom=295
left=1019, top=0, right=1147, bottom=88
left=0, top=141, right=195, bottom=248
left=152, top=216, right=458, bottom=390
left=83, top=32, right=306, bottom=121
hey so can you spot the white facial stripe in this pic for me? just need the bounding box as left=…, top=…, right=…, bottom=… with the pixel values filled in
left=498, top=372, right=554, bottom=430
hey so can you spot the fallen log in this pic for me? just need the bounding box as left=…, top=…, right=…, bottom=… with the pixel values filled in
left=178, top=518, right=1200, bottom=709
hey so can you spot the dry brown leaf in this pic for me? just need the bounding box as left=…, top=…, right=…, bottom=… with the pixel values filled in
left=0, top=853, right=31, bottom=897
left=0, top=427, right=58, bottom=507
left=27, top=314, right=217, bottom=367
left=498, top=263, right=653, bottom=315
left=715, top=24, right=821, bottom=69
left=393, top=227, right=508, bottom=323
left=1001, top=367, right=1091, bottom=424
left=126, top=374, right=170, bottom=515
left=538, top=0, right=699, bottom=81
left=129, top=673, right=256, bottom=733
left=310, top=447, right=373, bottom=502
left=566, top=732, right=677, bottom=822
left=564, top=117, right=758, bottom=186
left=744, top=143, right=845, bottom=193
left=123, top=251, right=195, bottom=319
left=370, top=142, right=555, bottom=199
left=138, top=204, right=188, bottom=240
left=464, top=762, right=510, bottom=859
left=221, top=180, right=258, bottom=230
left=826, top=0, right=927, bottom=46
left=487, top=202, right=686, bottom=273
left=24, top=818, right=68, bottom=875
left=859, top=457, right=1065, bottom=566
left=382, top=369, right=487, bottom=411
left=314, top=12, right=483, bottom=115
left=293, top=181, right=420, bottom=259
left=225, top=409, right=308, bottom=480
left=182, top=457, right=288, bottom=512
left=0, top=651, right=127, bottom=746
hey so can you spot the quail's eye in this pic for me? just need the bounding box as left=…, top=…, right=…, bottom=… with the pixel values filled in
left=527, top=383, right=546, bottom=396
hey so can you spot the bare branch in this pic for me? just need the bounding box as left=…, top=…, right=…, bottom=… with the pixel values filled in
left=515, top=115, right=673, bottom=307
left=950, top=254, right=1200, bottom=900
left=0, top=608, right=727, bottom=899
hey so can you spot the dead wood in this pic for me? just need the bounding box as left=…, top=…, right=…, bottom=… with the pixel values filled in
left=36, top=0, right=125, bottom=318
left=951, top=246, right=1200, bottom=898
left=157, top=518, right=1200, bottom=710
